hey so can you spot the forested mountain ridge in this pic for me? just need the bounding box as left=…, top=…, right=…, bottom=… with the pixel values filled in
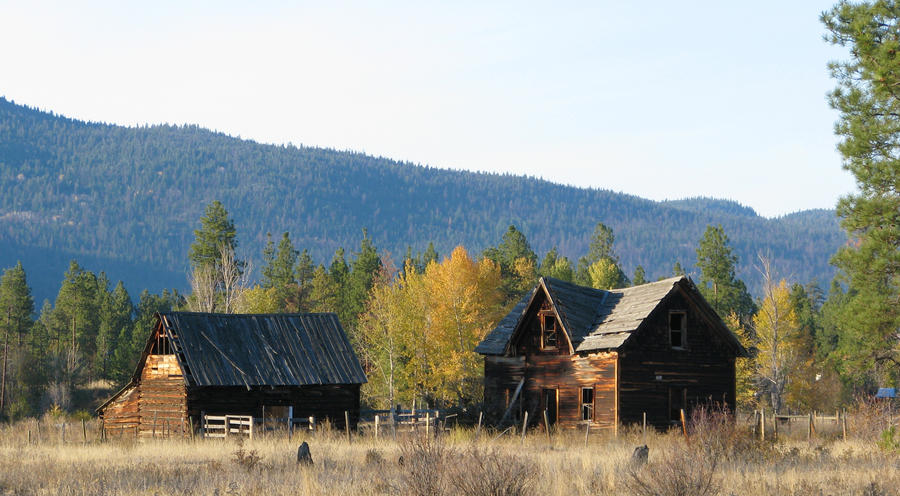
left=0, top=97, right=843, bottom=302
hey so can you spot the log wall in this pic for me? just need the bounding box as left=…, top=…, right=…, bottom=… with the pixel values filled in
left=617, top=288, right=737, bottom=430
left=484, top=351, right=617, bottom=429
left=138, top=354, right=188, bottom=438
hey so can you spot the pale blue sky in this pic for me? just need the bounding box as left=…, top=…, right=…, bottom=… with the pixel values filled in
left=1, top=1, right=855, bottom=217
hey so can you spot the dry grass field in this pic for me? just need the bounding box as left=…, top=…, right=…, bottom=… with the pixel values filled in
left=0, top=414, right=898, bottom=496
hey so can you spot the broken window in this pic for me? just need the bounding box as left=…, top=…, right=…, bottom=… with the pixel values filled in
left=669, top=311, right=686, bottom=349
left=581, top=387, right=594, bottom=421
left=542, top=314, right=557, bottom=350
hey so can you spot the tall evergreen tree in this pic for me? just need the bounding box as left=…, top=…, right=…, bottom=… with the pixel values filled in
left=51, top=261, right=100, bottom=381
left=261, top=232, right=299, bottom=290
left=823, top=0, right=900, bottom=384
left=294, top=249, right=315, bottom=312
left=539, top=247, right=575, bottom=282
left=188, top=200, right=238, bottom=270
left=695, top=225, right=755, bottom=320
left=632, top=265, right=647, bottom=286
left=0, top=262, right=34, bottom=346
left=347, top=230, right=382, bottom=331
left=483, top=225, right=538, bottom=301
left=576, top=222, right=626, bottom=288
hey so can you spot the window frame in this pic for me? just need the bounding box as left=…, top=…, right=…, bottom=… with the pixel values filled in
left=668, top=310, right=687, bottom=350
left=581, top=387, right=594, bottom=421
left=539, top=312, right=558, bottom=351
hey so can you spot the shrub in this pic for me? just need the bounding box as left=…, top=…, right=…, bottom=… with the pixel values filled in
left=448, top=446, right=537, bottom=496
left=877, top=426, right=900, bottom=453
left=624, top=442, right=719, bottom=496
left=398, top=434, right=447, bottom=496
left=688, top=403, right=761, bottom=462
left=231, top=438, right=262, bottom=471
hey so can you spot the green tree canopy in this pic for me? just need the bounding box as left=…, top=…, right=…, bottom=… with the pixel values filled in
left=188, top=200, right=237, bottom=270
left=823, top=0, right=900, bottom=386
left=695, top=225, right=755, bottom=320
left=0, top=262, right=34, bottom=346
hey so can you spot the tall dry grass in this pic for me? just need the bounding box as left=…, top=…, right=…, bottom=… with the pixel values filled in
left=0, top=414, right=898, bottom=495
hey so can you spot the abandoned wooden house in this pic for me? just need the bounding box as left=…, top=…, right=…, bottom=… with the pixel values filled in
left=98, top=312, right=366, bottom=438
left=475, top=275, right=747, bottom=430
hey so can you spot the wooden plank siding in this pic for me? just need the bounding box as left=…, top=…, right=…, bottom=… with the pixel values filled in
left=137, top=354, right=188, bottom=437
left=617, top=288, right=737, bottom=430
left=479, top=276, right=743, bottom=432
left=484, top=352, right=617, bottom=430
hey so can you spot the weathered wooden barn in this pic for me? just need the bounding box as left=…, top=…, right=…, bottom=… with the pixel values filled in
left=475, top=276, right=746, bottom=430
left=98, top=312, right=366, bottom=438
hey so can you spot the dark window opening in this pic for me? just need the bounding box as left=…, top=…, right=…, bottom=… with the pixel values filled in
left=669, top=387, right=687, bottom=422
left=581, top=387, right=594, bottom=421
left=669, top=311, right=686, bottom=349
left=542, top=314, right=557, bottom=350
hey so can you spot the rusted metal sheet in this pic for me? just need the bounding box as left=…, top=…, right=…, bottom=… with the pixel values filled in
left=160, top=312, right=367, bottom=387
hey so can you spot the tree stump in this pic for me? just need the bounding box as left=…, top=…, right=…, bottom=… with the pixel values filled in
left=297, top=441, right=313, bottom=465
left=630, top=445, right=649, bottom=467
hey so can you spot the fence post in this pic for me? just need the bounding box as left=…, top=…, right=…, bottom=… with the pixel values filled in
left=773, top=414, right=778, bottom=440
left=375, top=414, right=379, bottom=439
left=82, top=419, right=87, bottom=444
left=425, top=412, right=430, bottom=437
left=584, top=422, right=590, bottom=447
left=476, top=411, right=483, bottom=440
left=520, top=411, right=528, bottom=445
left=543, top=410, right=552, bottom=443
left=345, top=411, right=351, bottom=443
left=810, top=412, right=816, bottom=439
left=310, top=416, right=315, bottom=432
left=642, top=412, right=647, bottom=438
left=807, top=412, right=812, bottom=441
left=760, top=410, right=765, bottom=442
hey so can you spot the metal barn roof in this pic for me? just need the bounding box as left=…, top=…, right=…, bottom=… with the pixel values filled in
left=159, top=312, right=367, bottom=387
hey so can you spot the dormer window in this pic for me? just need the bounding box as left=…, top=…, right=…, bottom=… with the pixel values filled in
left=541, top=314, right=557, bottom=350
left=669, top=311, right=686, bottom=349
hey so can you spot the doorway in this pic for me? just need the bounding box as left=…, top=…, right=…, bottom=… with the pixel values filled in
left=542, top=388, right=558, bottom=425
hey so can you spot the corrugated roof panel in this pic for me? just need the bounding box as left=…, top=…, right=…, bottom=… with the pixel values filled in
left=160, top=312, right=367, bottom=387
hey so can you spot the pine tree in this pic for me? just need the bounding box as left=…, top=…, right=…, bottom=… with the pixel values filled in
left=188, top=200, right=237, bottom=270
left=347, top=230, right=382, bottom=332
left=695, top=225, right=755, bottom=320
left=823, top=1, right=900, bottom=385
left=632, top=265, right=647, bottom=286
left=51, top=261, right=100, bottom=381
left=309, top=265, right=339, bottom=313
left=483, top=225, right=538, bottom=301
left=261, top=232, right=298, bottom=290
left=294, top=249, right=315, bottom=312
left=539, top=248, right=575, bottom=282
left=576, top=222, right=626, bottom=287
left=0, top=262, right=34, bottom=347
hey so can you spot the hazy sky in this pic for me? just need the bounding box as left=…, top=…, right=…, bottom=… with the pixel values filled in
left=1, top=1, right=855, bottom=217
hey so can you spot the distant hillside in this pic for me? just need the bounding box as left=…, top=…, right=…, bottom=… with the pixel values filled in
left=0, top=97, right=844, bottom=303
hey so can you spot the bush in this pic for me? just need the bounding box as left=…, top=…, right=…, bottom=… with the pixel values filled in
left=624, top=442, right=719, bottom=496
left=398, top=435, right=448, bottom=496
left=688, top=403, right=761, bottom=462
left=877, top=426, right=900, bottom=453
left=449, top=446, right=536, bottom=496
left=231, top=438, right=262, bottom=471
